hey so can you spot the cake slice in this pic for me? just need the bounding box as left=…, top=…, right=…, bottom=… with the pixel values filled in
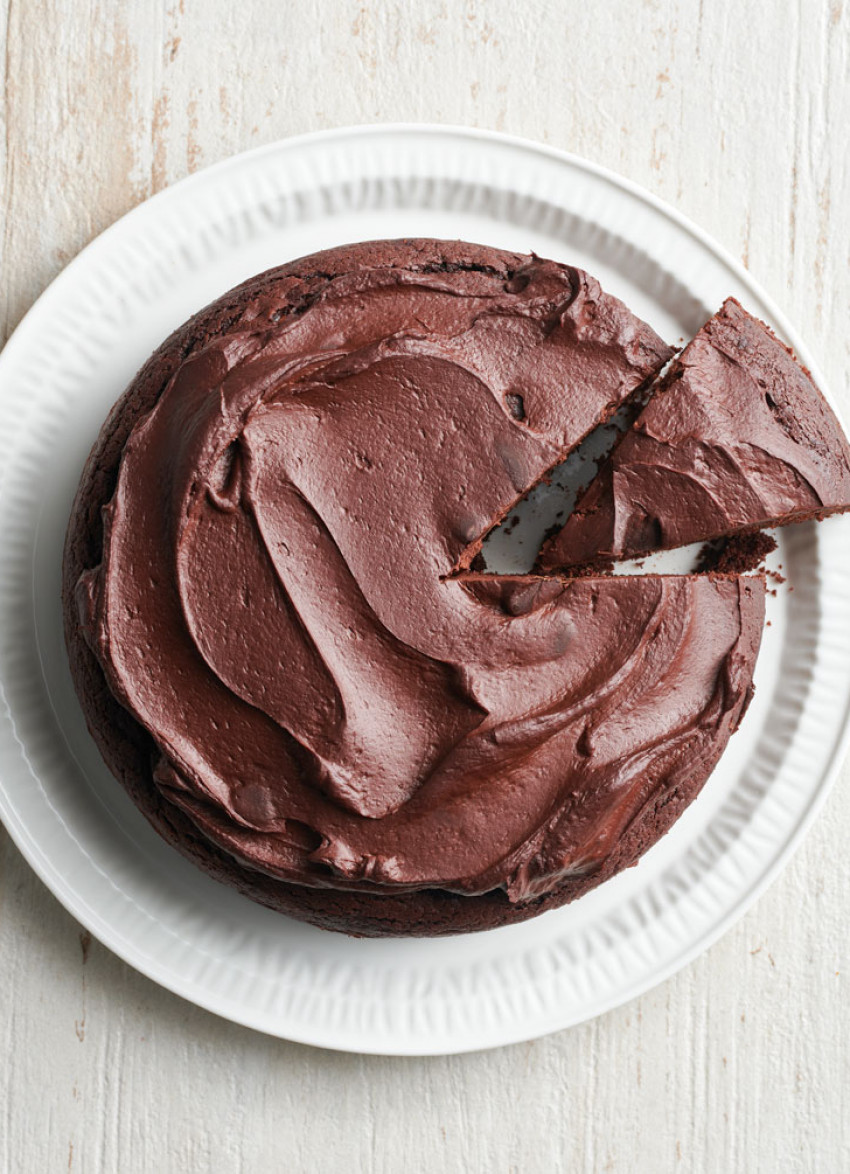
left=537, top=298, right=850, bottom=571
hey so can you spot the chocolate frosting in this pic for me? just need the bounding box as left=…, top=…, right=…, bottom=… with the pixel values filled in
left=539, top=297, right=850, bottom=570
left=72, top=242, right=764, bottom=906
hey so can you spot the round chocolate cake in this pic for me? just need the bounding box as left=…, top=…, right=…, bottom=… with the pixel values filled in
left=63, top=239, right=766, bottom=936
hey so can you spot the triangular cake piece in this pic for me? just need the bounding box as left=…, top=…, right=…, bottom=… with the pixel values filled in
left=538, top=298, right=850, bottom=571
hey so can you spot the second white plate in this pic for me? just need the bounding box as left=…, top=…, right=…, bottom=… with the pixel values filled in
left=1, top=124, right=849, bottom=1055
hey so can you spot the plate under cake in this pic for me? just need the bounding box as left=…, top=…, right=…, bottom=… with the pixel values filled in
left=64, top=238, right=766, bottom=937
left=538, top=297, right=850, bottom=572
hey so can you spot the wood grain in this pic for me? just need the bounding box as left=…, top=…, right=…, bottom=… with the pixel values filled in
left=1, top=1, right=849, bottom=1170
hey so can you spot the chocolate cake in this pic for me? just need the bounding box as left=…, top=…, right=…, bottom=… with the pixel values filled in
left=538, top=297, right=850, bottom=572
left=64, top=239, right=766, bottom=937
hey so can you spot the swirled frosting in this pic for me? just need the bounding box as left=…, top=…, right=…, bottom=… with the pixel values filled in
left=73, top=243, right=764, bottom=904
left=539, top=297, right=850, bottom=570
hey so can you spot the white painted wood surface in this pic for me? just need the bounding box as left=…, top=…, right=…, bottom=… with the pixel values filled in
left=1, top=1, right=848, bottom=1170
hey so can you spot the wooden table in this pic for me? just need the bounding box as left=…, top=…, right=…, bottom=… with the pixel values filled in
left=1, top=2, right=848, bottom=1170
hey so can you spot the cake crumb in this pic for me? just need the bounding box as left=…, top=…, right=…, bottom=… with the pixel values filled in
left=695, top=531, right=777, bottom=574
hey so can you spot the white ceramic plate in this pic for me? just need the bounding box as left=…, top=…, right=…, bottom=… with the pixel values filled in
left=1, top=125, right=849, bottom=1056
